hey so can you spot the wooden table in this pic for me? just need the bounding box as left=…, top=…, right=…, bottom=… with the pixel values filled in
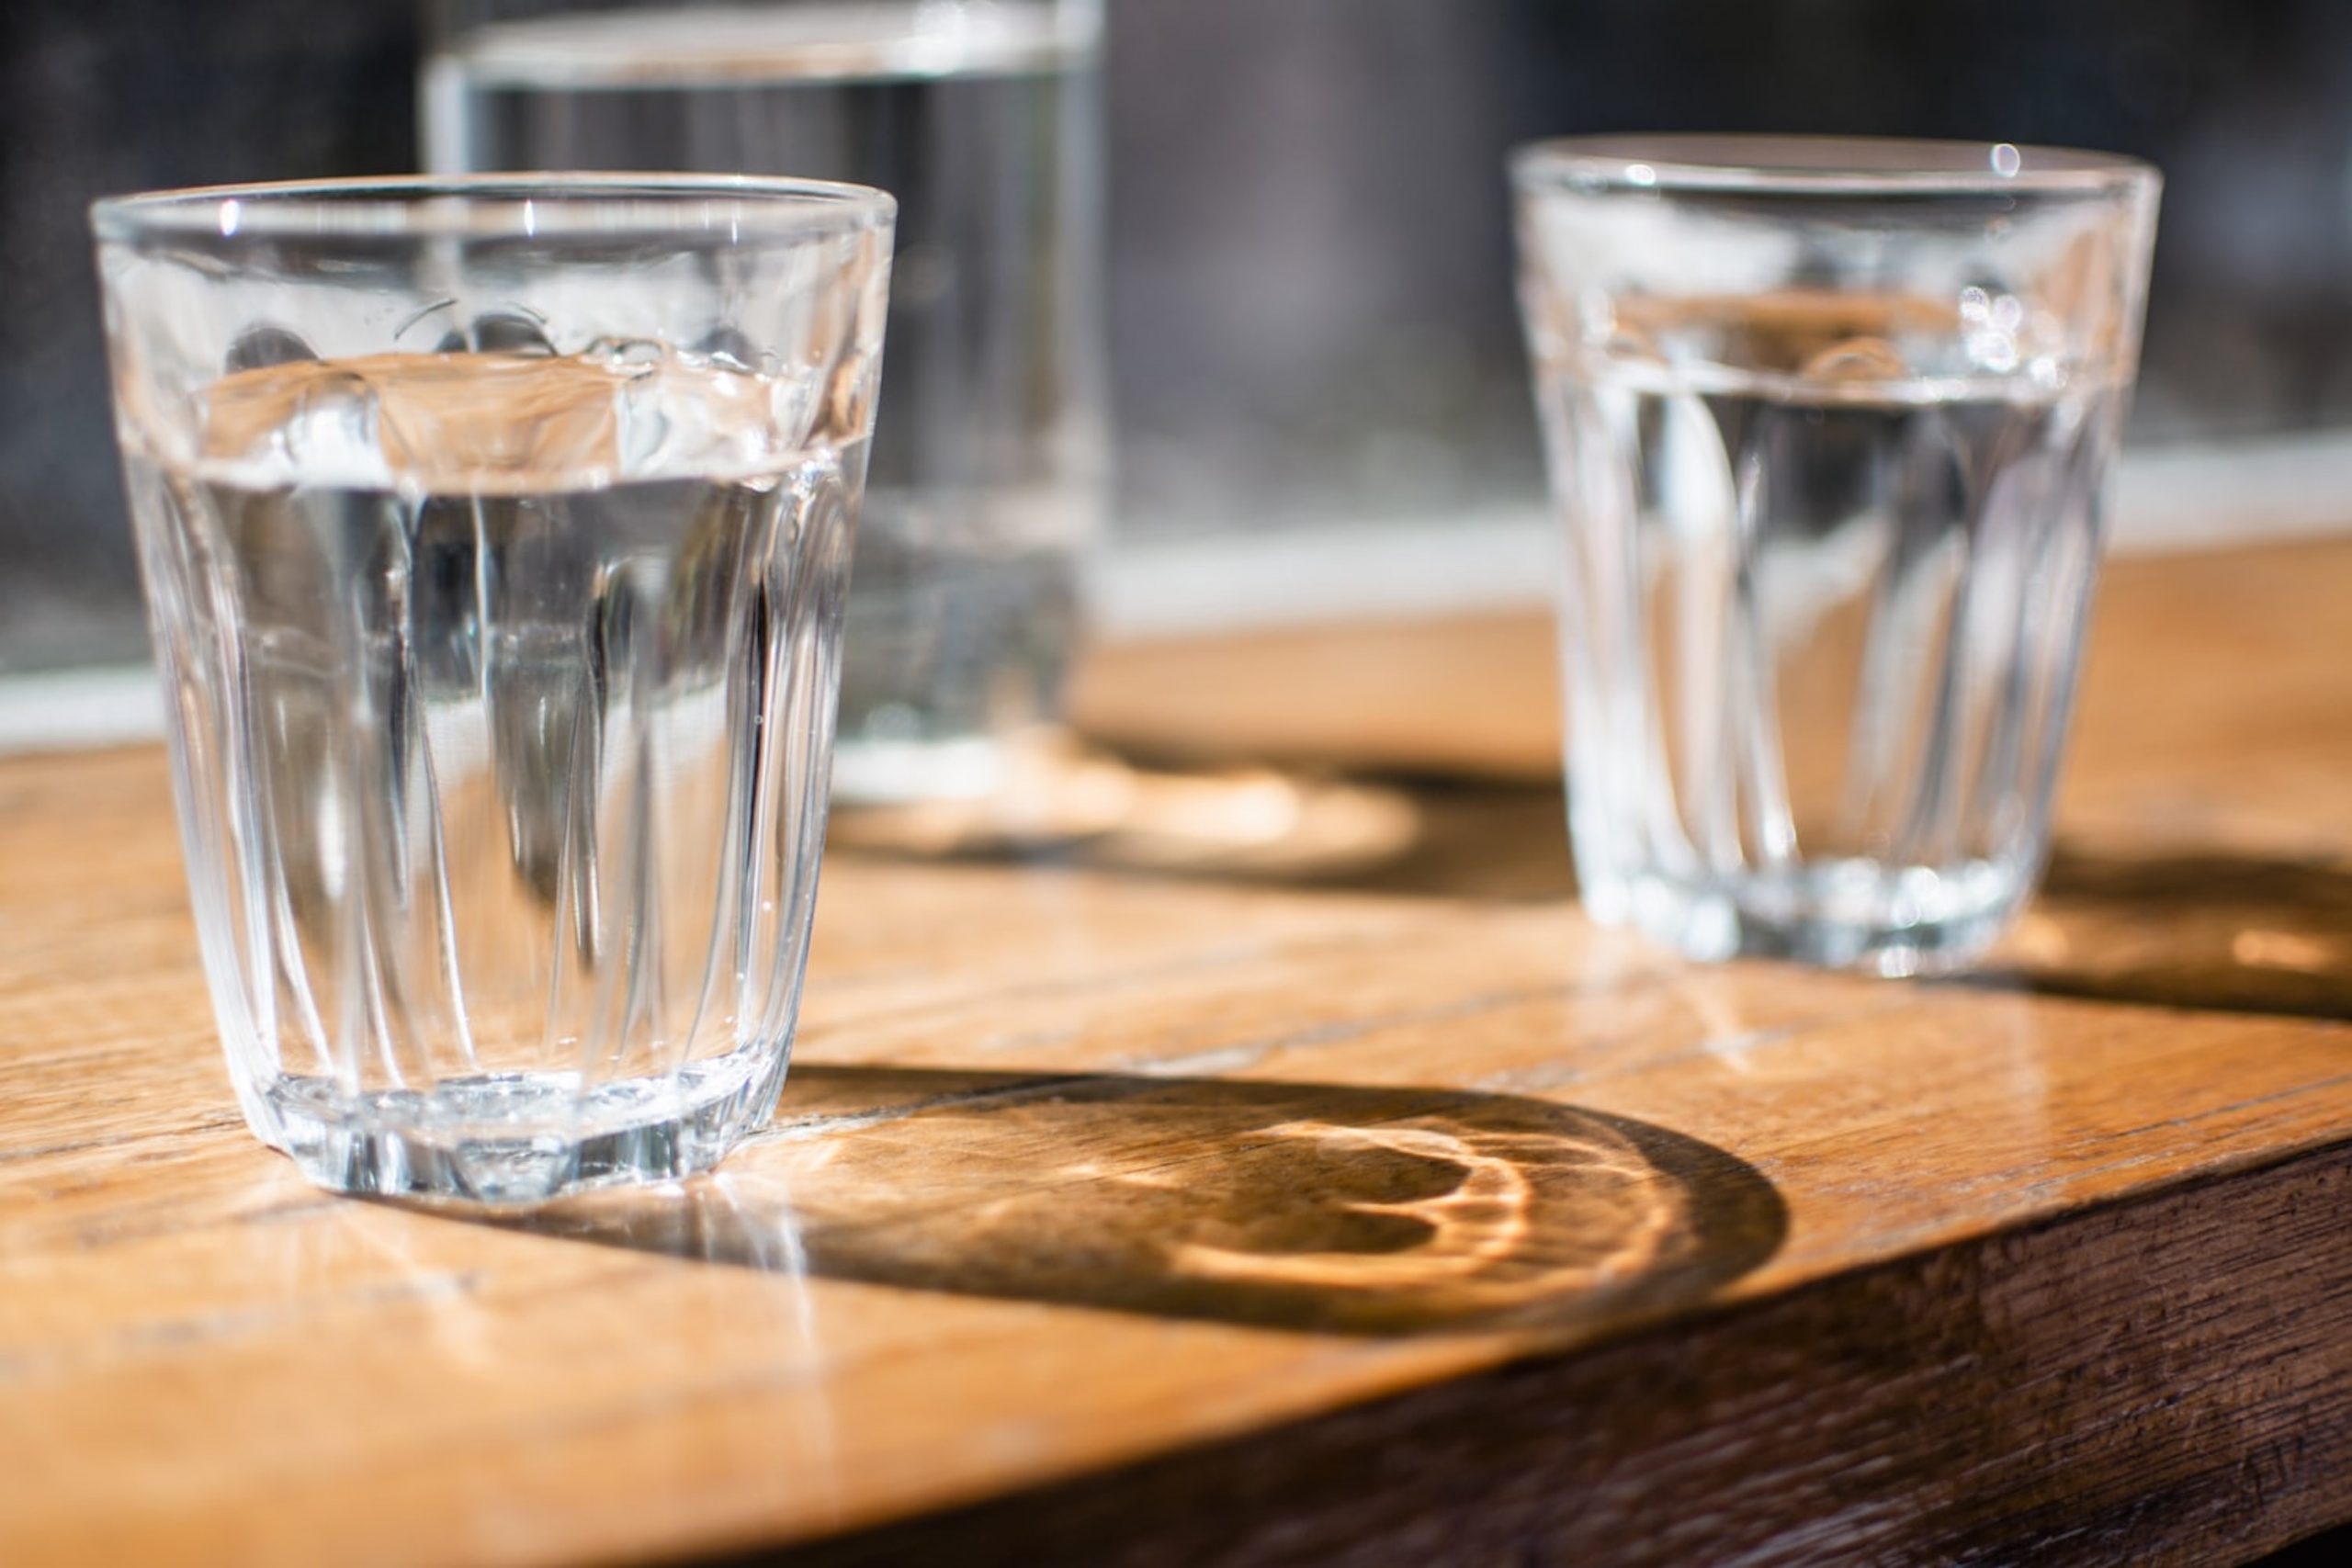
left=3, top=539, right=2349, bottom=1566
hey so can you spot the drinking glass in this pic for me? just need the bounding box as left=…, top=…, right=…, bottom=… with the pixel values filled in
left=93, top=175, right=894, bottom=1201
left=423, top=0, right=1109, bottom=805
left=1513, top=137, right=2159, bottom=974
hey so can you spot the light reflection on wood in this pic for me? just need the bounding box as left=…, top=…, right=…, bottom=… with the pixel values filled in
left=503, top=1069, right=1781, bottom=1337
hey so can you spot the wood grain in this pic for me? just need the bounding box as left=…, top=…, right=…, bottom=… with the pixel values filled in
left=3, top=539, right=2351, bottom=1565
left=790, top=1144, right=2352, bottom=1568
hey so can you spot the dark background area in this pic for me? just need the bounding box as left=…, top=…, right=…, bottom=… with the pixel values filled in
left=9, top=0, right=2352, bottom=671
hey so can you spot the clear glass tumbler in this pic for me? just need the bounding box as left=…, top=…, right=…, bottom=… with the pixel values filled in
left=94, top=175, right=894, bottom=1201
left=1513, top=137, right=2159, bottom=974
left=422, top=0, right=1109, bottom=805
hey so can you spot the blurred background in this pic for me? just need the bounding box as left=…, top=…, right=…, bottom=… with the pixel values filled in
left=6, top=0, right=2351, bottom=676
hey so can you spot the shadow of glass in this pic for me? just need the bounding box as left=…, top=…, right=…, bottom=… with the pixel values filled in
left=488, top=1066, right=1785, bottom=1337
left=837, top=755, right=2352, bottom=1024
left=1997, top=846, right=2352, bottom=1020
left=831, top=748, right=1576, bottom=903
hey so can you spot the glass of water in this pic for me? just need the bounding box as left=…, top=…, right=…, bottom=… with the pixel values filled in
left=93, top=175, right=894, bottom=1201
left=423, top=0, right=1108, bottom=805
left=1513, top=137, right=2159, bottom=975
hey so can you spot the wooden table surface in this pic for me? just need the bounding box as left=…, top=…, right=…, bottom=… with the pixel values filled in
left=3, top=539, right=2349, bottom=1566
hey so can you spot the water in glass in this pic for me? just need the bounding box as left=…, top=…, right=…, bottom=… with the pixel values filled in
left=130, top=344, right=859, bottom=1199
left=1533, top=291, right=2122, bottom=971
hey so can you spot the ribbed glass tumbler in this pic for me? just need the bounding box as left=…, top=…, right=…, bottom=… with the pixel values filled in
left=1513, top=138, right=2159, bottom=975
left=94, top=175, right=894, bottom=1201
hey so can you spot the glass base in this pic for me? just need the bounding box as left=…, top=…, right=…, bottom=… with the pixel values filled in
left=251, top=1043, right=793, bottom=1206
left=1592, top=857, right=2030, bottom=977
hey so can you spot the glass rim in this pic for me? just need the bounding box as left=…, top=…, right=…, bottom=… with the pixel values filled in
left=1511, top=134, right=2159, bottom=197
left=90, top=172, right=896, bottom=243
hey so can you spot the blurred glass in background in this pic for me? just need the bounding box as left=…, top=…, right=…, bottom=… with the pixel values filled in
left=424, top=0, right=1108, bottom=803
left=1516, top=136, right=2160, bottom=972
left=7, top=0, right=2352, bottom=680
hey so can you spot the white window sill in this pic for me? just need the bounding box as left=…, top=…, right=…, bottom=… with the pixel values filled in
left=7, top=432, right=2352, bottom=755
